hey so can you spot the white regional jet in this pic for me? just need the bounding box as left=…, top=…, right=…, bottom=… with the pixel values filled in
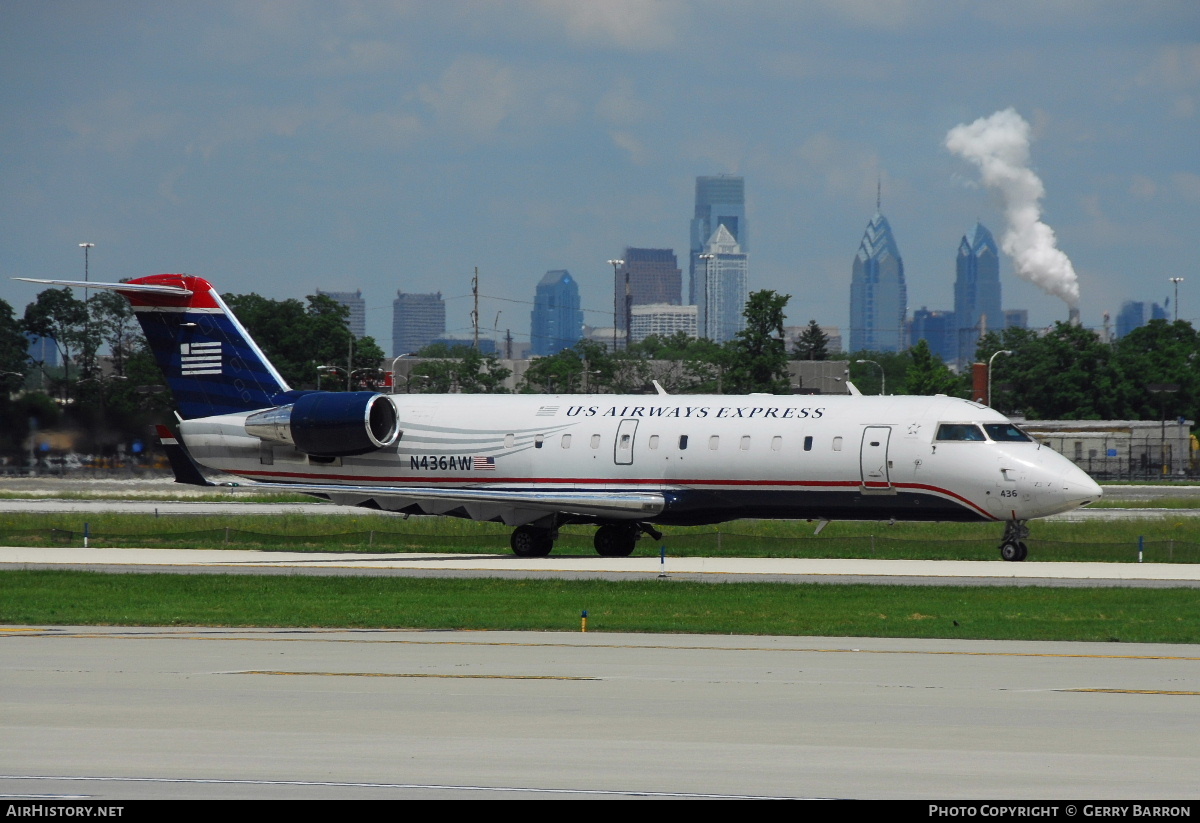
left=19, top=274, right=1102, bottom=561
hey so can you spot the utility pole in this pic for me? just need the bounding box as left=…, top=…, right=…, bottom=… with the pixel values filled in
left=472, top=267, right=480, bottom=350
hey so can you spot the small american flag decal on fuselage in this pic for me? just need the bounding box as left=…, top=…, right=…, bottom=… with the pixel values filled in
left=181, top=341, right=221, bottom=375
left=473, top=456, right=496, bottom=470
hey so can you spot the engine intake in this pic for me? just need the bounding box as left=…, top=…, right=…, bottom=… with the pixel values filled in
left=245, top=391, right=400, bottom=456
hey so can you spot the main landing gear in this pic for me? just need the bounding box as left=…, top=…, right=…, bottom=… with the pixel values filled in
left=510, top=525, right=555, bottom=558
left=508, top=522, right=662, bottom=558
left=999, top=519, right=1030, bottom=562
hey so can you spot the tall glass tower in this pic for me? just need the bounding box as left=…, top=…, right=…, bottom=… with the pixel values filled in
left=953, top=222, right=1002, bottom=365
left=689, top=176, right=746, bottom=305
left=530, top=270, right=583, bottom=356
left=697, top=225, right=748, bottom=343
left=849, top=212, right=907, bottom=353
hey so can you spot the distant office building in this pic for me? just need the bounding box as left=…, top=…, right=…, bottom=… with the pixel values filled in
left=849, top=211, right=907, bottom=353
left=530, top=270, right=583, bottom=357
left=1004, top=309, right=1028, bottom=330
left=689, top=175, right=746, bottom=306
left=430, top=337, right=497, bottom=355
left=315, top=289, right=366, bottom=338
left=697, top=225, right=747, bottom=343
left=1115, top=301, right=1169, bottom=339
left=25, top=333, right=57, bottom=368
left=953, top=223, right=1002, bottom=365
left=613, top=249, right=681, bottom=331
left=392, top=292, right=445, bottom=356
left=910, top=308, right=957, bottom=364
left=630, top=304, right=698, bottom=343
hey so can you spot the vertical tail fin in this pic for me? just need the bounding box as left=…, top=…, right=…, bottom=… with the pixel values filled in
left=15, top=274, right=295, bottom=419
left=124, top=274, right=294, bottom=418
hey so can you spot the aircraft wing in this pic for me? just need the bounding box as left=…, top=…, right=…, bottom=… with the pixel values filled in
left=233, top=480, right=666, bottom=526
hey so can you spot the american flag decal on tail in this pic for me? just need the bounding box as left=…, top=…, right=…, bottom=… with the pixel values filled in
left=180, top=341, right=222, bottom=375
left=473, top=456, right=496, bottom=471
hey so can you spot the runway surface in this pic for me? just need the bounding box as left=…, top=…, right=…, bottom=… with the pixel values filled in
left=3, top=626, right=1198, bottom=800
left=4, top=546, right=1200, bottom=587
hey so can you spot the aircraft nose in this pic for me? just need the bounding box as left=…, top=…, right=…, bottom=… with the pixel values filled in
left=1061, top=465, right=1103, bottom=508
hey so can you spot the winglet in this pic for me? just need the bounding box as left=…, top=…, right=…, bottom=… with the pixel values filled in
left=652, top=380, right=669, bottom=396
left=844, top=381, right=863, bottom=396
left=155, top=424, right=214, bottom=487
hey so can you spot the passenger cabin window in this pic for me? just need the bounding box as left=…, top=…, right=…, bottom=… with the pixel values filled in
left=590, top=434, right=601, bottom=449
left=740, top=435, right=751, bottom=451
left=771, top=436, right=782, bottom=452
left=648, top=435, right=660, bottom=450
left=936, top=424, right=986, bottom=442
left=561, top=434, right=572, bottom=449
left=983, top=423, right=1032, bottom=442
left=832, top=437, right=843, bottom=451
left=534, top=434, right=545, bottom=449
left=803, top=436, right=813, bottom=451
left=504, top=434, right=515, bottom=448
left=709, top=435, right=720, bottom=450
left=678, top=435, right=688, bottom=450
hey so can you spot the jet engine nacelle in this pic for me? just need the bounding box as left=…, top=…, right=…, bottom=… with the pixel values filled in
left=245, top=391, right=400, bottom=456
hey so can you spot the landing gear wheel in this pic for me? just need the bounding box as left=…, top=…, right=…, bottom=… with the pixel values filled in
left=1000, top=540, right=1028, bottom=562
left=999, top=520, right=1031, bottom=562
left=594, top=524, right=639, bottom=557
left=511, top=525, right=553, bottom=558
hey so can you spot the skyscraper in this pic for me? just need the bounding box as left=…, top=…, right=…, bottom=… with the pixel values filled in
left=697, top=225, right=747, bottom=343
left=1115, top=301, right=1169, bottom=338
left=849, top=211, right=907, bottom=353
left=392, top=292, right=445, bottom=356
left=953, top=222, right=1003, bottom=365
left=689, top=175, right=746, bottom=305
left=630, top=304, right=697, bottom=343
left=530, top=270, right=583, bottom=356
left=613, top=248, right=681, bottom=331
left=316, top=289, right=366, bottom=338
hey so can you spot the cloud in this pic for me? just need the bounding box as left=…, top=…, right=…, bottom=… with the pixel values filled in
left=534, top=0, right=684, bottom=50
left=418, top=56, right=520, bottom=138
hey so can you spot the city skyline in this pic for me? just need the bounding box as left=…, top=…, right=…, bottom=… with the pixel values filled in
left=2, top=4, right=1196, bottom=350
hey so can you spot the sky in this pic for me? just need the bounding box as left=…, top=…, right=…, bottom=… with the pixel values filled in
left=2, top=1, right=1198, bottom=355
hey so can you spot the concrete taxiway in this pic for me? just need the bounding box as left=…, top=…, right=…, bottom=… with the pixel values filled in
left=3, top=545, right=1200, bottom=587
left=3, top=626, right=1198, bottom=799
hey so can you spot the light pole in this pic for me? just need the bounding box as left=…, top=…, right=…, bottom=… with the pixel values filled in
left=79, top=242, right=94, bottom=376
left=987, top=349, right=1013, bottom=408
left=1169, top=277, right=1184, bottom=322
left=389, top=353, right=412, bottom=394
left=856, top=359, right=884, bottom=396
left=607, top=259, right=624, bottom=352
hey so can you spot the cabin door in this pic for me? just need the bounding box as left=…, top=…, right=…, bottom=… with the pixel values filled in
left=614, top=419, right=638, bottom=465
left=859, top=426, right=894, bottom=493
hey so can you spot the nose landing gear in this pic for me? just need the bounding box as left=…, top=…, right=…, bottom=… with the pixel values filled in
left=999, top=519, right=1030, bottom=562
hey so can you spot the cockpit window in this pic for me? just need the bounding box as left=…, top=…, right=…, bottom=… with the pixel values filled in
left=983, top=423, right=1032, bottom=442
left=936, top=423, right=986, bottom=442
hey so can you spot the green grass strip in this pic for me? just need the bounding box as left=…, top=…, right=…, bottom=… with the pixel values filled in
left=3, top=570, right=1198, bottom=644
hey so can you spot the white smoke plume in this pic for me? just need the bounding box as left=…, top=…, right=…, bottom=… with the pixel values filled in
left=945, top=108, right=1080, bottom=309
